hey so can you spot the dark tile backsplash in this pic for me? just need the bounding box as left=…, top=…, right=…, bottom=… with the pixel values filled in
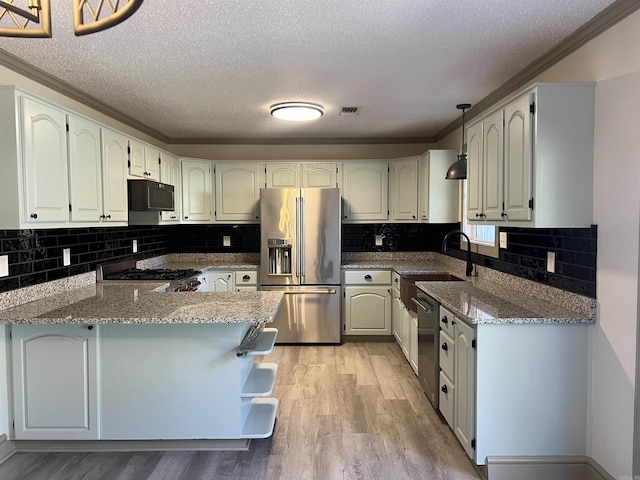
left=0, top=226, right=170, bottom=293
left=0, top=223, right=597, bottom=299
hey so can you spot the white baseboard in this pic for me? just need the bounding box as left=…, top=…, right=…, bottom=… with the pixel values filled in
left=0, top=434, right=17, bottom=465
left=486, top=455, right=615, bottom=480
left=14, top=438, right=251, bottom=453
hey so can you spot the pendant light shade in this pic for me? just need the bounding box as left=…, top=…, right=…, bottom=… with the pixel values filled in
left=446, top=103, right=472, bottom=180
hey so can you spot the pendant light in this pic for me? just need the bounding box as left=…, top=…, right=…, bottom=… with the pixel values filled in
left=445, top=103, right=472, bottom=180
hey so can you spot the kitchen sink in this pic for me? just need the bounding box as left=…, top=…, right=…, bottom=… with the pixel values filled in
left=400, top=272, right=464, bottom=312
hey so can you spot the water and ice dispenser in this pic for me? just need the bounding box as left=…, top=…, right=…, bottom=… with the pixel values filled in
left=267, top=238, right=292, bottom=275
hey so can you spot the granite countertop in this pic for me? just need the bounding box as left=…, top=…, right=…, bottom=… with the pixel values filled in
left=0, top=283, right=283, bottom=325
left=161, top=261, right=259, bottom=272
left=342, top=259, right=594, bottom=325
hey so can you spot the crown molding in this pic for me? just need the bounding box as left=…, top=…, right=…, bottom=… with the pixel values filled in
left=435, top=0, right=640, bottom=142
left=0, top=48, right=171, bottom=143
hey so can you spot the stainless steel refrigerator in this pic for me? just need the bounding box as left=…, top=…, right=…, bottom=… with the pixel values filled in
left=260, top=188, right=342, bottom=343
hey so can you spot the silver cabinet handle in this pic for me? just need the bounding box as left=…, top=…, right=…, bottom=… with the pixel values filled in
left=283, top=289, right=337, bottom=295
left=411, top=297, right=433, bottom=313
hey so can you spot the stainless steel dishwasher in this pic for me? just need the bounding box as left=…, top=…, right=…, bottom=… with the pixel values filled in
left=413, top=290, right=439, bottom=409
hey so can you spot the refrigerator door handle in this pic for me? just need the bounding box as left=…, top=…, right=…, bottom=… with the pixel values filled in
left=295, top=196, right=301, bottom=278
left=282, top=289, right=337, bottom=295
left=299, top=195, right=305, bottom=280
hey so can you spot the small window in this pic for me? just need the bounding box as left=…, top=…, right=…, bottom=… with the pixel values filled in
left=461, top=181, right=499, bottom=258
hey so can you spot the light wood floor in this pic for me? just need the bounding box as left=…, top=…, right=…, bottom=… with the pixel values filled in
left=0, top=342, right=482, bottom=480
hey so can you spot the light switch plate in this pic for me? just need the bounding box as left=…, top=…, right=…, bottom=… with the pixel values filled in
left=132, top=240, right=138, bottom=253
left=499, top=232, right=507, bottom=249
left=63, top=248, right=71, bottom=266
left=375, top=234, right=383, bottom=246
left=0, top=255, right=8, bottom=277
left=547, top=251, right=556, bottom=273
left=223, top=235, right=231, bottom=247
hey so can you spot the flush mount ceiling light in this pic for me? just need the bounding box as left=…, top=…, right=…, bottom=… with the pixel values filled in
left=0, top=0, right=143, bottom=38
left=270, top=102, right=324, bottom=122
left=445, top=103, right=472, bottom=180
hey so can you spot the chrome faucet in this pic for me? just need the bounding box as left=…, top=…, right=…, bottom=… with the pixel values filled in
left=441, top=230, right=474, bottom=276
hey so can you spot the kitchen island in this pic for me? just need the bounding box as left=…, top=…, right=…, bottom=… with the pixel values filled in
left=0, top=283, right=283, bottom=448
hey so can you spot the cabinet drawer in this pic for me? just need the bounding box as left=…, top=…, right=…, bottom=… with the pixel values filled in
left=344, top=269, right=391, bottom=285
left=235, top=270, right=258, bottom=285
left=439, top=371, right=455, bottom=428
left=439, top=330, right=455, bottom=380
left=440, top=306, right=455, bottom=337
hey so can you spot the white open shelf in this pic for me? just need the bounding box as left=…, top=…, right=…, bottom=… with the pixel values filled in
left=248, top=328, right=278, bottom=356
left=241, top=363, right=278, bottom=397
left=240, top=398, right=279, bottom=439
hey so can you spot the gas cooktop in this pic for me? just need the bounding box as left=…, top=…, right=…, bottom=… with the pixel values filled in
left=97, top=259, right=200, bottom=285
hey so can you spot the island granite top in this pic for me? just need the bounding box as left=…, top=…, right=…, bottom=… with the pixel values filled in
left=0, top=283, right=283, bottom=325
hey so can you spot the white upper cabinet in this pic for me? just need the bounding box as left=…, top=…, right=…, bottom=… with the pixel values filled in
left=266, top=162, right=339, bottom=188
left=215, top=162, right=263, bottom=223
left=266, top=163, right=300, bottom=188
left=467, top=83, right=594, bottom=228
left=160, top=151, right=181, bottom=222
left=181, top=158, right=213, bottom=222
left=418, top=150, right=459, bottom=223
left=21, top=95, right=70, bottom=225
left=129, top=139, right=160, bottom=180
left=342, top=161, right=389, bottom=222
left=101, top=128, right=129, bottom=223
left=68, top=115, right=103, bottom=223
left=390, top=157, right=419, bottom=221
left=302, top=163, right=339, bottom=188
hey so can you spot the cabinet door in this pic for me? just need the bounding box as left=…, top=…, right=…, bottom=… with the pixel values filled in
left=128, top=138, right=146, bottom=178
left=409, top=311, right=418, bottom=374
left=420, top=150, right=459, bottom=223
left=160, top=152, right=181, bottom=222
left=391, top=157, right=418, bottom=221
left=144, top=145, right=161, bottom=181
left=215, top=163, right=262, bottom=222
left=11, top=324, right=98, bottom=440
left=344, top=286, right=391, bottom=335
left=454, top=320, right=476, bottom=459
left=21, top=96, right=69, bottom=224
left=482, top=110, right=504, bottom=222
left=342, top=162, right=389, bottom=222
left=302, top=163, right=338, bottom=188
left=392, top=292, right=402, bottom=344
left=181, top=159, right=212, bottom=222
left=68, top=115, right=103, bottom=223
left=266, top=163, right=300, bottom=188
left=101, top=128, right=129, bottom=222
left=466, top=122, right=484, bottom=221
left=205, top=271, right=234, bottom=291
left=503, top=94, right=533, bottom=221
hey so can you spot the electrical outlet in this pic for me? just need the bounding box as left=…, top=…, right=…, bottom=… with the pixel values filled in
left=132, top=240, right=138, bottom=253
left=223, top=235, right=231, bottom=247
left=499, top=232, right=507, bottom=249
left=0, top=255, right=8, bottom=277
left=547, top=251, right=556, bottom=273
left=375, top=234, right=383, bottom=246
left=63, top=248, right=71, bottom=266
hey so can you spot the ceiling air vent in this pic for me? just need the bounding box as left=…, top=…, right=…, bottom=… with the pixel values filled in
left=340, top=106, right=359, bottom=116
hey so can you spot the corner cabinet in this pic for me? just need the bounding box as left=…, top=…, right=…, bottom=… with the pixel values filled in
left=419, top=150, right=459, bottom=223
left=390, top=157, right=419, bottom=221
left=342, top=162, right=389, bottom=222
left=343, top=270, right=392, bottom=335
left=11, top=324, right=99, bottom=440
left=467, top=83, right=595, bottom=228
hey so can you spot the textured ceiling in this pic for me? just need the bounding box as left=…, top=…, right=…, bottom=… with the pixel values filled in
left=0, top=0, right=621, bottom=142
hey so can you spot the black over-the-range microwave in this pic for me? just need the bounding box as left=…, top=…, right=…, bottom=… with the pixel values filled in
left=127, top=179, right=175, bottom=211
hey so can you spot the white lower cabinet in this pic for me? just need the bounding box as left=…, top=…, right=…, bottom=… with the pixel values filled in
left=390, top=272, right=418, bottom=374
left=10, top=324, right=99, bottom=440
left=438, top=306, right=476, bottom=459
left=343, top=270, right=392, bottom=335
left=235, top=270, right=259, bottom=291
left=10, top=323, right=278, bottom=441
left=199, top=271, right=234, bottom=292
